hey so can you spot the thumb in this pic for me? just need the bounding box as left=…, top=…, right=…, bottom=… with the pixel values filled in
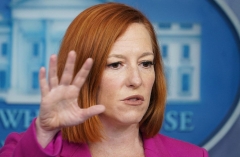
left=79, top=105, right=105, bottom=121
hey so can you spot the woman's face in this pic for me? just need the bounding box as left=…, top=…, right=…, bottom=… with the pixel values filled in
left=97, top=23, right=155, bottom=127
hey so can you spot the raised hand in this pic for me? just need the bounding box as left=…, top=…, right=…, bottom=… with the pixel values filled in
left=36, top=51, right=105, bottom=147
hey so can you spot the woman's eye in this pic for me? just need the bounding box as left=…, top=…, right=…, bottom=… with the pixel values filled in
left=107, top=62, right=122, bottom=69
left=141, top=61, right=154, bottom=68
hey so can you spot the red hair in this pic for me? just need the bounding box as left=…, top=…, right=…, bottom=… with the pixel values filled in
left=57, top=2, right=166, bottom=143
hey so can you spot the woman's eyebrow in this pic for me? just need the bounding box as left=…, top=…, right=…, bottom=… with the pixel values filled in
left=108, top=52, right=154, bottom=59
left=140, top=52, right=154, bottom=58
left=108, top=54, right=125, bottom=59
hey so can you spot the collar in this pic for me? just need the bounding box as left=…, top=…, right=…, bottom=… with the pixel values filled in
left=143, top=134, right=171, bottom=157
left=60, top=134, right=171, bottom=157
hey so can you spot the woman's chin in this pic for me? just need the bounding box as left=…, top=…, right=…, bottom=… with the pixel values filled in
left=99, top=113, right=143, bottom=127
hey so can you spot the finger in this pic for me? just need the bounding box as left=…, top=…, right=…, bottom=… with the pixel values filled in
left=72, top=58, right=93, bottom=88
left=60, top=51, right=76, bottom=85
left=39, top=67, right=49, bottom=97
left=48, top=55, right=58, bottom=89
left=79, top=105, right=105, bottom=122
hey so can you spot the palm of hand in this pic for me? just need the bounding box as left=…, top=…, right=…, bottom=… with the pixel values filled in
left=38, top=51, right=105, bottom=132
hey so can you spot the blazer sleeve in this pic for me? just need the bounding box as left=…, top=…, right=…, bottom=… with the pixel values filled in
left=0, top=118, right=62, bottom=157
left=203, top=148, right=209, bottom=157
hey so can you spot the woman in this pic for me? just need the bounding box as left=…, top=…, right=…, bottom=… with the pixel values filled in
left=0, top=2, right=208, bottom=157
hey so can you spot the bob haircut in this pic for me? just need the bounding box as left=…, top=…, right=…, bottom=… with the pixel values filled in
left=57, top=2, right=167, bottom=143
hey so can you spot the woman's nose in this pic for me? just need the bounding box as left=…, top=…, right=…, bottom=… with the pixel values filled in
left=126, top=66, right=142, bottom=88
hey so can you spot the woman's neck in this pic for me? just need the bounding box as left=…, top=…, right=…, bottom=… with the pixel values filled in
left=89, top=118, right=145, bottom=157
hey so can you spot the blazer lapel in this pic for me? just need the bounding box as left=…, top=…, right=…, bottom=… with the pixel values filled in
left=143, top=134, right=171, bottom=157
left=60, top=140, right=91, bottom=157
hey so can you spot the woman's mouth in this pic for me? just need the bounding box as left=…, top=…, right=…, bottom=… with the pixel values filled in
left=122, top=95, right=144, bottom=105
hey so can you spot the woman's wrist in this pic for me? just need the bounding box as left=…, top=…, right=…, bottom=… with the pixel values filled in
left=35, top=117, right=60, bottom=148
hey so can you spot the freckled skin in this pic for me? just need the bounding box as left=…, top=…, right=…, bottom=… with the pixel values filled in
left=97, top=23, right=155, bottom=128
